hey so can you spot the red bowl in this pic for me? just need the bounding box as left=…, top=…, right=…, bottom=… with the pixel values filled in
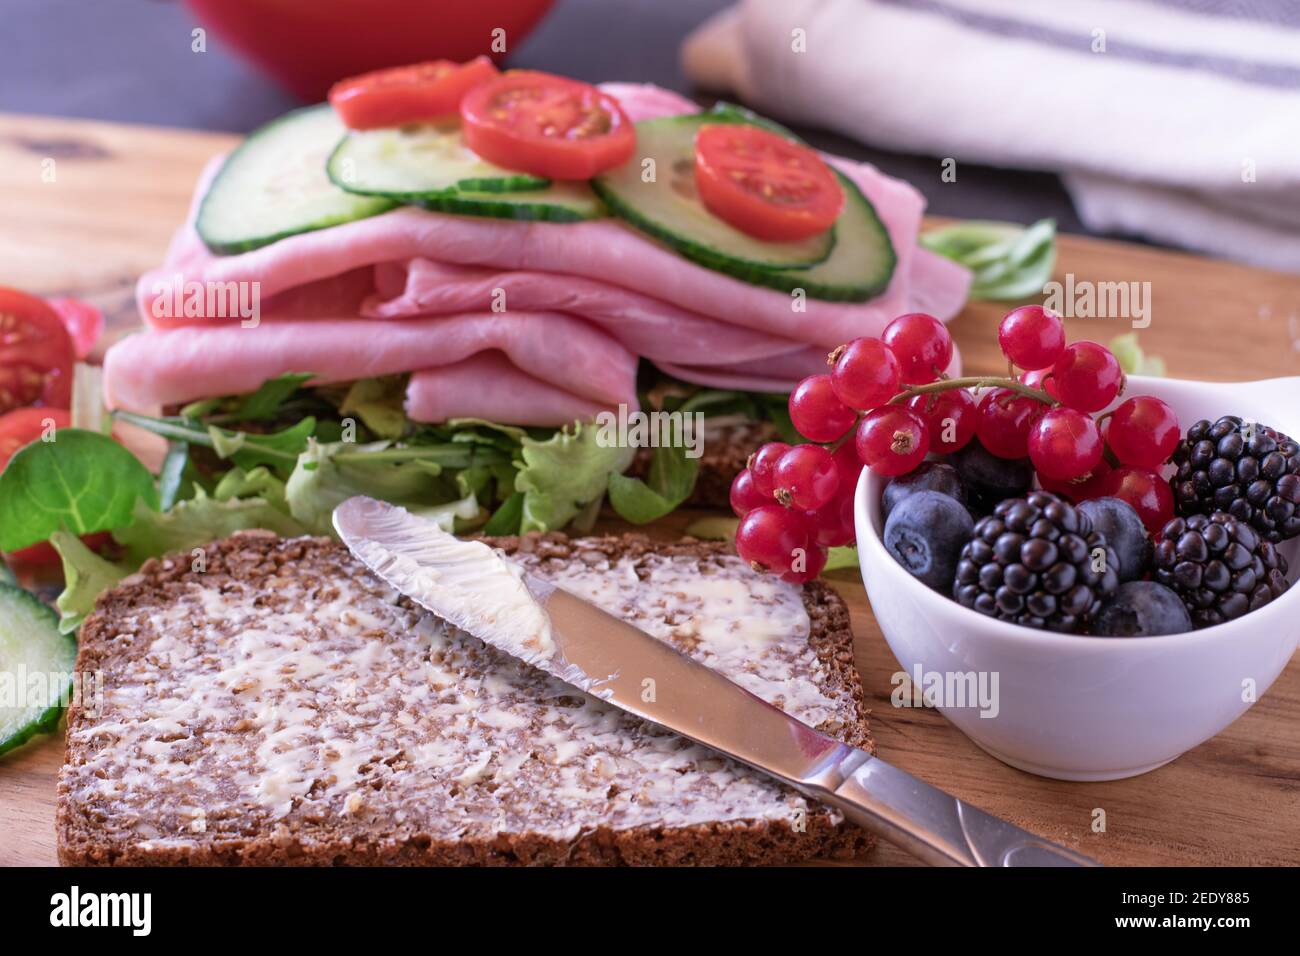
left=185, top=0, right=557, bottom=101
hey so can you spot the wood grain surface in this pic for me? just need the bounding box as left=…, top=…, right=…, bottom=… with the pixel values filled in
left=0, top=113, right=1297, bottom=867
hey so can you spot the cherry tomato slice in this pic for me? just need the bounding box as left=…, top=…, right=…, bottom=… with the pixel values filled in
left=329, top=56, right=499, bottom=130
left=460, top=70, right=635, bottom=180
left=0, top=287, right=75, bottom=413
left=0, top=406, right=69, bottom=470
left=694, top=124, right=844, bottom=241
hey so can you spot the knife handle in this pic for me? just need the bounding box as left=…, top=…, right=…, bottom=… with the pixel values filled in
left=809, top=751, right=1100, bottom=867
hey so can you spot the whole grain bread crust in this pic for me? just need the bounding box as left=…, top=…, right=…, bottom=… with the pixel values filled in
left=59, top=531, right=873, bottom=866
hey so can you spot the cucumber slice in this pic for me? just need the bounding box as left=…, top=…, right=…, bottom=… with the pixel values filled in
left=592, top=115, right=835, bottom=276
left=752, top=171, right=897, bottom=302
left=0, top=583, right=77, bottom=758
left=197, top=105, right=398, bottom=255
left=328, top=122, right=550, bottom=200
left=595, top=111, right=896, bottom=301
left=415, top=181, right=605, bottom=222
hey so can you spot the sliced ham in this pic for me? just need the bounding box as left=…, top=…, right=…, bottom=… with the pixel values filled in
left=362, top=259, right=811, bottom=365
left=406, top=352, right=612, bottom=425
left=115, top=83, right=971, bottom=425
left=136, top=152, right=931, bottom=348
left=104, top=312, right=638, bottom=421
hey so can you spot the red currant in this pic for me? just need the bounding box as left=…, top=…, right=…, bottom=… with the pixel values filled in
left=1105, top=395, right=1179, bottom=469
left=774, top=444, right=839, bottom=510
left=747, top=441, right=790, bottom=498
left=830, top=337, right=901, bottom=410
left=729, top=468, right=768, bottom=517
left=855, top=406, right=929, bottom=476
left=881, top=313, right=952, bottom=385
left=906, top=387, right=976, bottom=454
left=975, top=388, right=1042, bottom=459
left=1027, top=406, right=1103, bottom=480
left=781, top=543, right=829, bottom=584
left=832, top=440, right=864, bottom=497
left=789, top=374, right=857, bottom=442
left=735, top=504, right=811, bottom=574
left=806, top=494, right=856, bottom=548
left=998, top=305, right=1065, bottom=370
left=1021, top=367, right=1060, bottom=400
left=1105, top=465, right=1175, bottom=533
left=1037, top=458, right=1112, bottom=502
left=1052, top=341, right=1123, bottom=412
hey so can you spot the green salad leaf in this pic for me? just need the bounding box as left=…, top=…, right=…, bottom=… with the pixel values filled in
left=1109, top=332, right=1167, bottom=377
left=921, top=218, right=1056, bottom=301
left=682, top=515, right=740, bottom=540
left=482, top=491, right=525, bottom=536
left=113, top=493, right=309, bottom=565
left=0, top=429, right=159, bottom=551
left=235, top=372, right=316, bottom=420
left=339, top=376, right=408, bottom=440
left=825, top=546, right=859, bottom=572
left=515, top=423, right=634, bottom=533
left=284, top=439, right=480, bottom=535
left=608, top=443, right=699, bottom=524
left=214, top=466, right=290, bottom=512
left=50, top=530, right=129, bottom=635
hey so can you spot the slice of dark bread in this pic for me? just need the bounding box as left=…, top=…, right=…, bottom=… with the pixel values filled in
left=58, top=531, right=872, bottom=866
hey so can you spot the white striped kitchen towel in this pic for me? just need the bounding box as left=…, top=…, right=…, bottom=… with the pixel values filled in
left=683, top=0, right=1300, bottom=270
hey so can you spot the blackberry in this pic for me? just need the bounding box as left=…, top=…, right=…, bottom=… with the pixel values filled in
left=954, top=491, right=1119, bottom=633
left=1153, top=513, right=1290, bottom=628
left=1171, top=416, right=1300, bottom=542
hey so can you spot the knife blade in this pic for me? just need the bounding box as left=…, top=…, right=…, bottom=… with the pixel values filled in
left=333, top=495, right=1098, bottom=867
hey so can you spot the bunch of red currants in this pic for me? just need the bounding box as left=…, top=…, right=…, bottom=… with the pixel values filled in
left=731, top=307, right=1180, bottom=580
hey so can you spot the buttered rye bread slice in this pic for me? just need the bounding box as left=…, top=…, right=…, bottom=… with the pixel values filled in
left=58, top=532, right=873, bottom=865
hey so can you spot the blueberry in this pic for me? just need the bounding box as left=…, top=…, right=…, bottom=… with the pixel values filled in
left=882, top=461, right=968, bottom=520
left=949, top=439, right=1033, bottom=513
left=884, top=490, right=975, bottom=592
left=1078, top=497, right=1151, bottom=582
left=1091, top=581, right=1192, bottom=637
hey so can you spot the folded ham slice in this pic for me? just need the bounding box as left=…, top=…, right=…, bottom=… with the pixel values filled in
left=362, top=259, right=812, bottom=365
left=113, top=82, right=971, bottom=425
left=406, top=352, right=612, bottom=426
left=104, top=312, right=638, bottom=419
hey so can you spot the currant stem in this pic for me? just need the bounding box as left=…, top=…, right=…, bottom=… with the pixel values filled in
left=822, top=375, right=1057, bottom=455
left=887, top=375, right=1057, bottom=406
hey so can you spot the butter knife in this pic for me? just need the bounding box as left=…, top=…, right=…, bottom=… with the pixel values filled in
left=334, top=496, right=1098, bottom=867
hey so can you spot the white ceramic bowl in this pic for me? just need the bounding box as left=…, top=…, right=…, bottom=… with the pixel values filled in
left=856, top=375, right=1300, bottom=781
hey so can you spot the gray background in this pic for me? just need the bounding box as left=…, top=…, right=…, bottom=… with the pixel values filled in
left=2, top=0, right=1085, bottom=233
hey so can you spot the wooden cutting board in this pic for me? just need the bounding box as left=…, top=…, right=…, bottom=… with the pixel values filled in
left=1, top=112, right=1297, bottom=867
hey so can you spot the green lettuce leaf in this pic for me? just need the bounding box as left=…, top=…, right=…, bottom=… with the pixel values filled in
left=921, top=218, right=1056, bottom=301
left=214, top=466, right=290, bottom=512
left=50, top=530, right=129, bottom=635
left=284, top=439, right=473, bottom=535
left=515, top=423, right=634, bottom=532
left=482, top=491, right=525, bottom=536
left=112, top=493, right=308, bottom=565
left=1109, top=332, right=1167, bottom=377
left=339, top=376, right=408, bottom=440
left=682, top=516, right=739, bottom=541
left=825, top=546, right=859, bottom=572
left=607, top=442, right=698, bottom=524
left=235, top=372, right=315, bottom=420
left=0, top=429, right=159, bottom=551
